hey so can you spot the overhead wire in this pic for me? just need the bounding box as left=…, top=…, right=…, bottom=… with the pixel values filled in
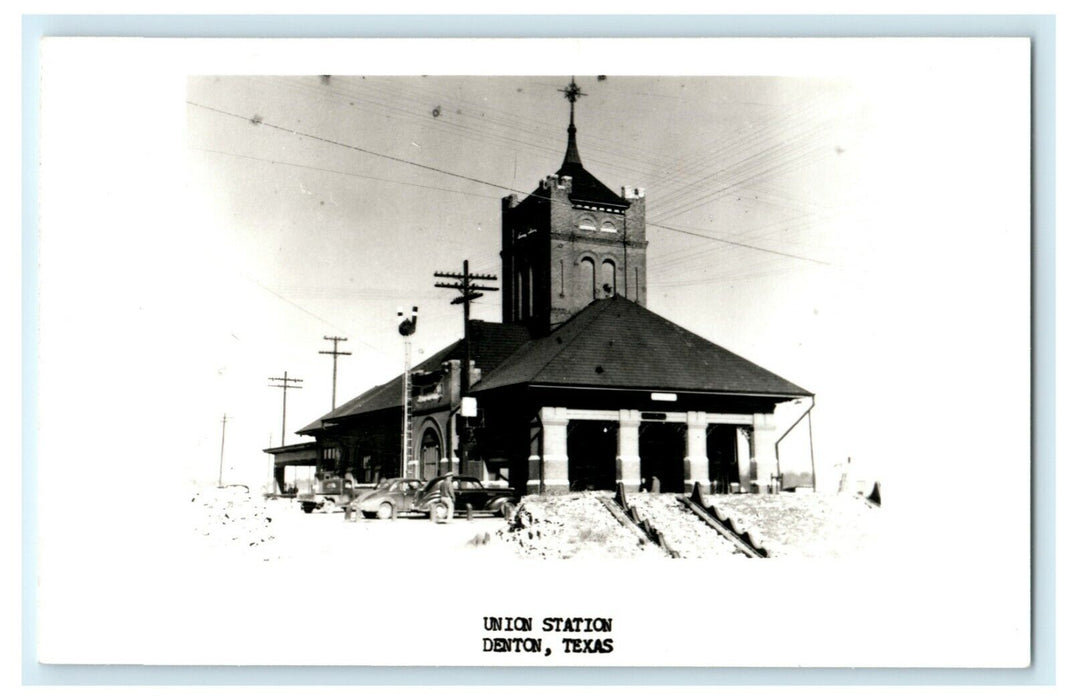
left=252, top=76, right=842, bottom=268
left=275, top=74, right=845, bottom=249
left=188, top=98, right=831, bottom=267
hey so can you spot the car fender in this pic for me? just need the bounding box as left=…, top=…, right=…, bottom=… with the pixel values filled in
left=417, top=493, right=446, bottom=511
left=485, top=496, right=514, bottom=511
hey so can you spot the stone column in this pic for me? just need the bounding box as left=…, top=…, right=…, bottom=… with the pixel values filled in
left=616, top=409, right=641, bottom=492
left=539, top=407, right=570, bottom=494
left=525, top=418, right=541, bottom=495
left=751, top=413, right=778, bottom=493
left=735, top=428, right=752, bottom=492
left=684, top=411, right=710, bottom=492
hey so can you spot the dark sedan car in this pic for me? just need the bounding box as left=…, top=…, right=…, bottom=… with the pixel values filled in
left=413, top=475, right=517, bottom=520
left=298, top=477, right=376, bottom=513
left=348, top=478, right=424, bottom=519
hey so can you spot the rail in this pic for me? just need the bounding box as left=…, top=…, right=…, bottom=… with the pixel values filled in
left=677, top=483, right=769, bottom=558
left=611, top=483, right=681, bottom=558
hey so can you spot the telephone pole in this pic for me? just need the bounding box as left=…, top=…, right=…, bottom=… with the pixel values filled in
left=434, top=260, right=498, bottom=475
left=434, top=260, right=499, bottom=396
left=218, top=413, right=229, bottom=487
left=318, top=336, right=351, bottom=410
left=268, top=371, right=303, bottom=446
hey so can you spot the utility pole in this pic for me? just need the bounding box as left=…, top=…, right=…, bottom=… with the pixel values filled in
left=268, top=431, right=276, bottom=495
left=218, top=413, right=229, bottom=487
left=318, top=336, right=351, bottom=410
left=434, top=260, right=498, bottom=476
left=267, top=371, right=303, bottom=447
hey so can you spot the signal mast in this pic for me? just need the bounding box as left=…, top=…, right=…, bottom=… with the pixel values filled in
left=397, top=306, right=419, bottom=479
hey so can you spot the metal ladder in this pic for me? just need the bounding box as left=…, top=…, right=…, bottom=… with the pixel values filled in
left=401, top=338, right=414, bottom=479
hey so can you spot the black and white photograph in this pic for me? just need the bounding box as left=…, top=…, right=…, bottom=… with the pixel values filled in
left=33, top=37, right=1032, bottom=669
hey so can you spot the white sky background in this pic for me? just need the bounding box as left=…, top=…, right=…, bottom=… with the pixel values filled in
left=35, top=38, right=1031, bottom=666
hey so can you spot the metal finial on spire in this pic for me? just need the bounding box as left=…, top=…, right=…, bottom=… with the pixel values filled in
left=559, top=77, right=586, bottom=104
left=558, top=77, right=587, bottom=126
left=559, top=77, right=586, bottom=166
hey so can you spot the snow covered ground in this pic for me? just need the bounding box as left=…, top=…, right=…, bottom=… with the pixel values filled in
left=188, top=485, right=515, bottom=567
left=188, top=486, right=883, bottom=564
left=707, top=492, right=883, bottom=558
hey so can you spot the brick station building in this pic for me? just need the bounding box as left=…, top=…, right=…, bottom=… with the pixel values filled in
left=284, top=83, right=812, bottom=496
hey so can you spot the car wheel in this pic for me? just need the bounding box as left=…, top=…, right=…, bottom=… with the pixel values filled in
left=301, top=502, right=316, bottom=514
left=377, top=502, right=394, bottom=520
left=431, top=500, right=451, bottom=523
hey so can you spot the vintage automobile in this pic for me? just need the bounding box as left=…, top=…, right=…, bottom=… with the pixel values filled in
left=298, top=476, right=376, bottom=513
left=347, top=478, right=425, bottom=519
left=412, top=475, right=518, bottom=520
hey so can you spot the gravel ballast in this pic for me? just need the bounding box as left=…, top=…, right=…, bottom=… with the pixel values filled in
left=627, top=492, right=746, bottom=558
left=500, top=491, right=667, bottom=560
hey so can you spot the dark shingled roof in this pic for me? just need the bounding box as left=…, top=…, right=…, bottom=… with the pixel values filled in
left=556, top=160, right=629, bottom=209
left=556, top=120, right=629, bottom=209
left=512, top=119, right=630, bottom=212
left=472, top=296, right=811, bottom=397
left=298, top=321, right=531, bottom=433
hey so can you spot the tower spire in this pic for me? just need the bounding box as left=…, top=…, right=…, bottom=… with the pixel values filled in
left=558, top=77, right=586, bottom=166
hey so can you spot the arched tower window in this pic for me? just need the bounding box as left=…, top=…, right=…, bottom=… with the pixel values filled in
left=527, top=263, right=535, bottom=318
left=514, top=268, right=523, bottom=319
left=601, top=259, right=616, bottom=297
left=519, top=266, right=535, bottom=321
left=579, top=257, right=596, bottom=301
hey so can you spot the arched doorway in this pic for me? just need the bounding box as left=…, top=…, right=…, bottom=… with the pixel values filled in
left=419, top=426, right=442, bottom=480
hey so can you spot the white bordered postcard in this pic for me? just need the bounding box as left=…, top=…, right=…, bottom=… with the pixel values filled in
left=33, top=36, right=1032, bottom=669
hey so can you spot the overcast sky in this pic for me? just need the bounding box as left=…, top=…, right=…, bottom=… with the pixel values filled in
left=39, top=40, right=1030, bottom=494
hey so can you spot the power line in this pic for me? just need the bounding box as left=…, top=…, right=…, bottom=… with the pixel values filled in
left=244, top=276, right=387, bottom=355
left=245, top=75, right=843, bottom=242
left=189, top=100, right=526, bottom=197
left=190, top=100, right=829, bottom=266
left=190, top=146, right=504, bottom=202
left=647, top=222, right=831, bottom=266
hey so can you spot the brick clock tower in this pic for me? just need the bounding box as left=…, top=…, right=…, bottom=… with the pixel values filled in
left=501, top=78, right=647, bottom=335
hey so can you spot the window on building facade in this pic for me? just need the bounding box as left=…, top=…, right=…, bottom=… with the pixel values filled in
left=527, top=264, right=535, bottom=318
left=579, top=257, right=596, bottom=300
left=601, top=259, right=616, bottom=297
left=515, top=268, right=524, bottom=319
